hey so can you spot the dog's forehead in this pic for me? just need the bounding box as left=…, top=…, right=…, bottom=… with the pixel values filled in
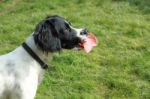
left=53, top=18, right=68, bottom=24
left=46, top=16, right=71, bottom=26
left=54, top=19, right=71, bottom=27
left=45, top=16, right=63, bottom=22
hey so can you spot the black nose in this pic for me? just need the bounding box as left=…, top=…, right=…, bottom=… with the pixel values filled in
left=80, top=29, right=88, bottom=35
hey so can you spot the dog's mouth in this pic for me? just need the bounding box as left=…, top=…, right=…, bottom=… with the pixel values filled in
left=77, top=33, right=98, bottom=53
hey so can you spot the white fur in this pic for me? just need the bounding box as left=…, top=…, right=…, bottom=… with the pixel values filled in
left=0, top=36, right=47, bottom=99
left=72, top=27, right=88, bottom=41
left=0, top=28, right=83, bottom=99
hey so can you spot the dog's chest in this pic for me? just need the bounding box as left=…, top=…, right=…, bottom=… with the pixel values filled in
left=0, top=47, right=44, bottom=90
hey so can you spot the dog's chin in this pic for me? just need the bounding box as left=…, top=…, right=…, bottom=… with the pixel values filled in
left=76, top=34, right=89, bottom=50
left=73, top=46, right=82, bottom=51
left=73, top=36, right=89, bottom=51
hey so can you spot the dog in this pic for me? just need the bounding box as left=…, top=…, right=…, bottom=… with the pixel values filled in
left=0, top=15, right=88, bottom=99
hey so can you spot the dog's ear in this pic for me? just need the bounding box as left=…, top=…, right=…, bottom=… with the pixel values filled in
left=33, top=20, right=61, bottom=52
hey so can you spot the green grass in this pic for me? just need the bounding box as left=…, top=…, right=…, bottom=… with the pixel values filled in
left=0, top=0, right=150, bottom=99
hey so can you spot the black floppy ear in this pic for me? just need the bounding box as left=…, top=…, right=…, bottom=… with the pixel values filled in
left=33, top=20, right=61, bottom=52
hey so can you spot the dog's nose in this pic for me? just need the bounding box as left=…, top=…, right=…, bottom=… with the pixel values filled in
left=80, top=29, right=88, bottom=35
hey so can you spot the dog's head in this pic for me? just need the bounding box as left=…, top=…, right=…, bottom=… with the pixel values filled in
left=33, top=15, right=88, bottom=52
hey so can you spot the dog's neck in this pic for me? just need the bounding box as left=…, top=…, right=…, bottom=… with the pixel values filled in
left=25, top=35, right=53, bottom=62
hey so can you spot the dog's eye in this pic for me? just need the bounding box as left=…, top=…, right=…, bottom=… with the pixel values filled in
left=65, top=27, right=71, bottom=32
left=65, top=23, right=71, bottom=32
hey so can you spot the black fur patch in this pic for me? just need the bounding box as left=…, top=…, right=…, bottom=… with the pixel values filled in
left=33, top=15, right=81, bottom=52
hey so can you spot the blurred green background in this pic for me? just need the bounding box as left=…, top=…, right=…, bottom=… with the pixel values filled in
left=0, top=0, right=150, bottom=99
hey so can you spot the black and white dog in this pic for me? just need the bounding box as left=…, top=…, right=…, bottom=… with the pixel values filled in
left=0, top=15, right=88, bottom=99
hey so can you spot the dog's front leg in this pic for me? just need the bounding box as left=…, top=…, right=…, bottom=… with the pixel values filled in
left=20, top=69, right=39, bottom=99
